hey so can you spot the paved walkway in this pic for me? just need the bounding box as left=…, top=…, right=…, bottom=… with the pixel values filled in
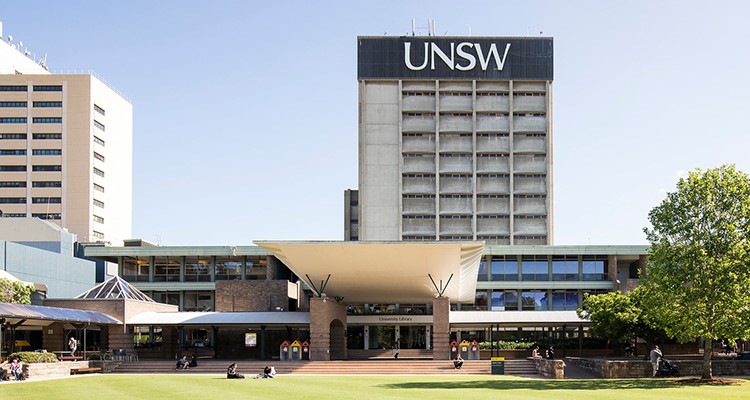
left=562, top=360, right=599, bottom=379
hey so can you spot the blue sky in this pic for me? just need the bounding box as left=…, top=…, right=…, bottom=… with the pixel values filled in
left=3, top=1, right=749, bottom=245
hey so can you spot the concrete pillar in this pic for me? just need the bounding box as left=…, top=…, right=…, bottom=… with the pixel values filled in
left=309, top=297, right=347, bottom=361
left=607, top=255, right=619, bottom=292
left=432, top=297, right=450, bottom=360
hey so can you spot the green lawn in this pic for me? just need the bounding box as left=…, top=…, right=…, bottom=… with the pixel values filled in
left=1, top=375, right=749, bottom=400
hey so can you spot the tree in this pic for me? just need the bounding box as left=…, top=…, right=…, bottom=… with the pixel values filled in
left=0, top=277, right=33, bottom=304
left=577, top=291, right=640, bottom=343
left=640, top=164, right=750, bottom=379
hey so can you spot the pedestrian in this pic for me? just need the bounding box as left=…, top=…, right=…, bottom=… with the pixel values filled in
left=546, top=346, right=555, bottom=360
left=649, top=345, right=662, bottom=377
left=393, top=338, right=400, bottom=359
left=68, top=336, right=77, bottom=357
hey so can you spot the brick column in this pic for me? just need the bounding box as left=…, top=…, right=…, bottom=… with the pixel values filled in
left=309, top=297, right=347, bottom=361
left=432, top=297, right=450, bottom=360
left=607, top=255, right=619, bottom=292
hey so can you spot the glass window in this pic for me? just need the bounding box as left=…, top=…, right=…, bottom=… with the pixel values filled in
left=183, top=291, right=213, bottom=311
left=552, top=256, right=579, bottom=281
left=474, top=290, right=488, bottom=310
left=521, top=290, right=549, bottom=310
left=582, top=256, right=608, bottom=281
left=33, top=85, right=62, bottom=91
left=245, top=256, right=267, bottom=280
left=491, top=257, right=518, bottom=281
left=491, top=290, right=518, bottom=311
left=153, top=256, right=181, bottom=282
left=122, top=256, right=150, bottom=282
left=552, top=290, right=579, bottom=310
left=152, top=291, right=180, bottom=306
left=521, top=256, right=548, bottom=281
left=477, top=259, right=489, bottom=281
left=185, top=256, right=211, bottom=282
left=215, top=256, right=243, bottom=280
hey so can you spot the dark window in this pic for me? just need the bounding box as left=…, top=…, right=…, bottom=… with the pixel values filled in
left=491, top=257, right=519, bottom=281
left=0, top=102, right=27, bottom=107
left=0, top=118, right=27, bottom=123
left=32, top=213, right=61, bottom=220
left=0, top=150, right=26, bottom=155
left=0, top=198, right=26, bottom=204
left=32, top=117, right=62, bottom=124
left=0, top=134, right=27, bottom=140
left=33, top=133, right=61, bottom=140
left=33, top=101, right=62, bottom=108
left=32, top=181, right=61, bottom=188
left=0, top=181, right=26, bottom=188
left=93, top=152, right=105, bottom=162
left=93, top=199, right=104, bottom=208
left=93, top=183, right=104, bottom=193
left=94, top=104, right=106, bottom=116
left=93, top=167, right=104, bottom=177
left=552, top=256, right=579, bottom=281
left=33, top=85, right=63, bottom=91
left=94, top=120, right=105, bottom=131
left=0, top=86, right=27, bottom=91
left=93, top=136, right=105, bottom=146
left=32, top=149, right=62, bottom=155
left=522, top=290, right=549, bottom=311
left=0, top=166, right=27, bottom=171
left=32, top=197, right=61, bottom=204
left=93, top=215, right=104, bottom=224
left=521, top=256, right=549, bottom=281
left=32, top=165, right=62, bottom=171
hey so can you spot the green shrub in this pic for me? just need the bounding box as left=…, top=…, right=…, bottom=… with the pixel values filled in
left=87, top=353, right=112, bottom=361
left=478, top=341, right=536, bottom=350
left=8, top=351, right=59, bottom=363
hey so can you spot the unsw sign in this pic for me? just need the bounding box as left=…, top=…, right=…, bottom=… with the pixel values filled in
left=357, top=37, right=553, bottom=80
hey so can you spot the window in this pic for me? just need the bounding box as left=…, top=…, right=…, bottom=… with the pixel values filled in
left=185, top=257, right=211, bottom=282
left=3, top=213, right=26, bottom=218
left=92, top=231, right=104, bottom=239
left=93, top=215, right=104, bottom=224
left=552, top=256, right=579, bottom=281
left=32, top=165, right=61, bottom=171
left=151, top=291, right=180, bottom=306
left=32, top=213, right=61, bottom=220
left=32, top=149, right=61, bottom=155
left=552, top=290, right=579, bottom=311
left=0, top=198, right=26, bottom=204
left=245, top=256, right=268, bottom=280
left=183, top=291, right=213, bottom=312
left=0, top=85, right=27, bottom=91
left=0, top=118, right=27, bottom=123
left=31, top=181, right=62, bottom=187
left=94, top=104, right=106, bottom=116
left=33, top=117, right=62, bottom=124
left=0, top=134, right=27, bottom=140
left=522, top=290, right=549, bottom=311
left=122, top=257, right=150, bottom=282
left=32, top=197, right=61, bottom=204
left=0, top=150, right=26, bottom=155
left=474, top=290, right=488, bottom=310
left=0, top=102, right=27, bottom=107
left=582, top=256, right=609, bottom=281
left=93, top=183, right=105, bottom=193
left=93, top=152, right=105, bottom=162
left=32, top=101, right=62, bottom=108
left=214, top=256, right=243, bottom=280
left=33, top=133, right=61, bottom=140
left=93, top=167, right=104, bottom=177
left=491, top=257, right=519, bottom=281
left=521, top=256, right=549, bottom=281
left=0, top=181, right=26, bottom=188
left=0, top=166, right=26, bottom=171
left=93, top=120, right=105, bottom=131
left=477, top=259, right=489, bottom=281
left=93, top=199, right=104, bottom=208
left=33, top=85, right=63, bottom=91
left=153, top=256, right=181, bottom=282
left=491, top=290, right=518, bottom=311
left=93, top=136, right=105, bottom=146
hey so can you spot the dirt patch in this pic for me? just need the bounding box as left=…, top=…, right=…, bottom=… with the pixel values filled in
left=672, top=377, right=743, bottom=385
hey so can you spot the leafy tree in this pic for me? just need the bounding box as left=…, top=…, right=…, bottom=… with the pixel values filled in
left=640, top=164, right=750, bottom=379
left=577, top=291, right=640, bottom=342
left=0, top=277, right=33, bottom=304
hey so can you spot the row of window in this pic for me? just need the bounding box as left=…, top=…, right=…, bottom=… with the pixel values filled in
left=0, top=133, right=63, bottom=140
left=0, top=197, right=62, bottom=204
left=404, top=173, right=546, bottom=178
left=0, top=181, right=61, bottom=188
left=0, top=85, right=62, bottom=91
left=473, top=289, right=602, bottom=312
left=403, top=132, right=543, bottom=137
left=0, top=118, right=63, bottom=124
left=121, top=256, right=269, bottom=283
left=0, top=213, right=60, bottom=219
left=0, top=165, right=61, bottom=171
left=402, top=91, right=545, bottom=97
left=0, top=101, right=64, bottom=108
left=403, top=112, right=546, bottom=117
left=478, top=256, right=608, bottom=281
left=0, top=149, right=62, bottom=156
left=403, top=214, right=546, bottom=219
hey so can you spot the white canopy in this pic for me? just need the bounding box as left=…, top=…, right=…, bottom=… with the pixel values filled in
left=255, top=241, right=484, bottom=304
left=126, top=311, right=310, bottom=326
left=449, top=310, right=589, bottom=327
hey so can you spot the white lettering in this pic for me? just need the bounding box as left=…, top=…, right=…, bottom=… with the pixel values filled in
left=404, top=42, right=429, bottom=71
left=455, top=42, right=476, bottom=71
left=431, top=42, right=455, bottom=70
left=476, top=43, right=511, bottom=71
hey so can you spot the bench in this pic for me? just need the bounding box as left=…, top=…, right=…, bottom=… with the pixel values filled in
left=59, top=356, right=83, bottom=362
left=70, top=367, right=101, bottom=375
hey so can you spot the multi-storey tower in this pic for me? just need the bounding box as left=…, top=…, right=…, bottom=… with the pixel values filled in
left=355, top=36, right=553, bottom=245
left=0, top=29, right=132, bottom=245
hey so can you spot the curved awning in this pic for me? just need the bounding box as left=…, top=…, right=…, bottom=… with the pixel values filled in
left=449, top=310, right=590, bottom=327
left=126, top=311, right=310, bottom=326
left=255, top=241, right=484, bottom=304
left=0, top=302, right=121, bottom=326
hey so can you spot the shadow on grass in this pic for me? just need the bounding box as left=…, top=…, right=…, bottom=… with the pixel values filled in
left=380, top=378, right=744, bottom=391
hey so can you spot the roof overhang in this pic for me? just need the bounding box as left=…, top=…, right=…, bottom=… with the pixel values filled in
left=0, top=302, right=121, bottom=327
left=255, top=241, right=485, bottom=304
left=126, top=311, right=310, bottom=326
left=449, top=310, right=590, bottom=327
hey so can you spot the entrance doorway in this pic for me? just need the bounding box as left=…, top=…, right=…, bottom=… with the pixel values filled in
left=399, top=326, right=426, bottom=349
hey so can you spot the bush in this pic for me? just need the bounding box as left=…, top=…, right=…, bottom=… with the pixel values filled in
left=478, top=341, right=536, bottom=350
left=87, top=353, right=112, bottom=361
left=8, top=351, right=58, bottom=363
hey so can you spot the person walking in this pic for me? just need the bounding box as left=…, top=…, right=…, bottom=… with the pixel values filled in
left=649, top=345, right=662, bottom=377
left=393, top=338, right=400, bottom=359
left=68, top=336, right=77, bottom=357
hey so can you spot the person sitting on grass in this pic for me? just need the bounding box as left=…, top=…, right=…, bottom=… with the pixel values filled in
left=227, top=363, right=245, bottom=379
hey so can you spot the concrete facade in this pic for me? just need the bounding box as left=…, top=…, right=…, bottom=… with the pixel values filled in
left=0, top=38, right=132, bottom=246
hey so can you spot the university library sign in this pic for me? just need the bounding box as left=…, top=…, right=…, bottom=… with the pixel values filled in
left=348, top=315, right=434, bottom=325
left=357, top=36, right=553, bottom=80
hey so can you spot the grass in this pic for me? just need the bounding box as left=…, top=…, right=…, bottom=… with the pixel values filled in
left=1, top=375, right=749, bottom=400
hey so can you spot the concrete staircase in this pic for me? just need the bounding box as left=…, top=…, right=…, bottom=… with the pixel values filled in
left=110, top=358, right=540, bottom=377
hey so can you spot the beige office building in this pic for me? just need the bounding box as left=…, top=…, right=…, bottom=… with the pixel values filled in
left=0, top=31, right=132, bottom=245
left=355, top=37, right=553, bottom=245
